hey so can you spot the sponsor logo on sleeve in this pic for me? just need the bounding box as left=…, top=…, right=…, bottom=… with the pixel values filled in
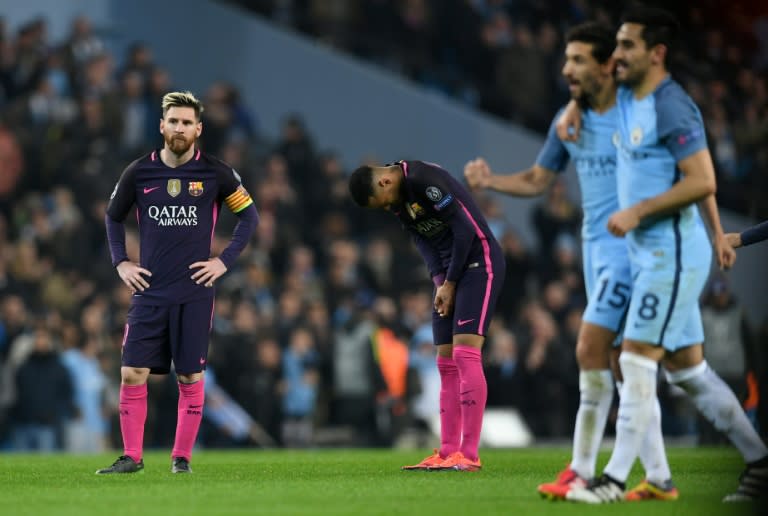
left=676, top=128, right=704, bottom=146
left=630, top=127, right=643, bottom=146
left=435, top=194, right=453, bottom=211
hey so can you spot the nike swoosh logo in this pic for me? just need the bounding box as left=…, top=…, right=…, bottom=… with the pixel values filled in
left=460, top=390, right=474, bottom=395
left=457, top=318, right=475, bottom=326
left=143, top=186, right=160, bottom=194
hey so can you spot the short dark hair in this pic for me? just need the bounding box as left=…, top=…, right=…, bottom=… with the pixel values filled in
left=348, top=165, right=374, bottom=207
left=565, top=21, right=616, bottom=64
left=621, top=5, right=679, bottom=58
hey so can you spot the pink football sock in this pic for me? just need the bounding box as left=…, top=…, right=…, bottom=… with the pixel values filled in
left=453, top=345, right=487, bottom=461
left=119, top=383, right=148, bottom=463
left=436, top=356, right=461, bottom=457
left=171, top=379, right=205, bottom=461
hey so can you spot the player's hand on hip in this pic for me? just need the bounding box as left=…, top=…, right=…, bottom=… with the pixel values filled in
left=434, top=281, right=456, bottom=318
left=189, top=257, right=227, bottom=287
left=607, top=207, right=640, bottom=237
left=116, top=261, right=152, bottom=294
left=714, top=234, right=737, bottom=270
left=463, top=158, right=491, bottom=190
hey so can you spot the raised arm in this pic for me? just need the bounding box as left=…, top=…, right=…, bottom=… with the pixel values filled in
left=464, top=158, right=556, bottom=196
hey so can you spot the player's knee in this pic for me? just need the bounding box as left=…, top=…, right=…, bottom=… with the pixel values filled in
left=452, top=334, right=483, bottom=349
left=121, top=366, right=150, bottom=385
left=178, top=371, right=204, bottom=384
left=575, top=330, right=611, bottom=369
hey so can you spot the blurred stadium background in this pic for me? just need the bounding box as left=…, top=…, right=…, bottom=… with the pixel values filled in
left=0, top=0, right=766, bottom=456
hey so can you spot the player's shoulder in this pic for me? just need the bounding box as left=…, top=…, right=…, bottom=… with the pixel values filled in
left=403, top=159, right=448, bottom=179
left=198, top=151, right=232, bottom=171
left=544, top=105, right=568, bottom=132
left=653, top=78, right=696, bottom=112
left=121, top=151, right=155, bottom=177
left=200, top=151, right=243, bottom=180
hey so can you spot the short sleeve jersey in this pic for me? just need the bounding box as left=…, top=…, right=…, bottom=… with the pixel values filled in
left=614, top=78, right=708, bottom=248
left=107, top=148, right=253, bottom=305
left=536, top=105, right=619, bottom=241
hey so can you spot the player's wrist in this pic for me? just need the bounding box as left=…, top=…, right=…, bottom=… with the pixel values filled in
left=632, top=201, right=650, bottom=220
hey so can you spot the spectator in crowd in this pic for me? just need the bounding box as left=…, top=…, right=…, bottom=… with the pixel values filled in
left=11, top=324, right=74, bottom=451
left=281, top=326, right=320, bottom=447
left=60, top=327, right=109, bottom=453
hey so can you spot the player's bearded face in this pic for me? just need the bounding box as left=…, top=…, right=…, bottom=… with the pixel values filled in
left=613, top=23, right=651, bottom=86
left=160, top=106, right=202, bottom=155
left=562, top=42, right=601, bottom=103
left=164, top=129, right=196, bottom=154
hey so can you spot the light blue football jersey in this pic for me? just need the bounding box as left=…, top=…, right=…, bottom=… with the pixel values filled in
left=536, top=105, right=620, bottom=242
left=614, top=77, right=710, bottom=259
left=537, top=104, right=632, bottom=334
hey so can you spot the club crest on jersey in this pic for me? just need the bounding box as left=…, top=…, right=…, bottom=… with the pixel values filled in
left=425, top=186, right=443, bottom=202
left=630, top=127, right=643, bottom=146
left=167, top=179, right=181, bottom=197
left=405, top=202, right=425, bottom=219
left=188, top=181, right=204, bottom=197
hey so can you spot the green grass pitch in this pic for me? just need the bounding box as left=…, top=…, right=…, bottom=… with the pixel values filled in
left=0, top=447, right=759, bottom=515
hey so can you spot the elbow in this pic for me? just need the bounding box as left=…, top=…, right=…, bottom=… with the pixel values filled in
left=703, top=178, right=716, bottom=198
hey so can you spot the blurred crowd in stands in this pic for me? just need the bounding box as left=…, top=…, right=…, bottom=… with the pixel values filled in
left=234, top=0, right=768, bottom=219
left=0, top=4, right=765, bottom=453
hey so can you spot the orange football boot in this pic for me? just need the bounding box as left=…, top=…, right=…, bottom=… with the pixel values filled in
left=432, top=451, right=482, bottom=472
left=538, top=467, right=588, bottom=500
left=401, top=449, right=445, bottom=471
left=625, top=479, right=679, bottom=501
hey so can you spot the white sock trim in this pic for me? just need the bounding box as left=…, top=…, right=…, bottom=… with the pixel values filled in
left=664, top=359, right=708, bottom=384
left=619, top=351, right=658, bottom=372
